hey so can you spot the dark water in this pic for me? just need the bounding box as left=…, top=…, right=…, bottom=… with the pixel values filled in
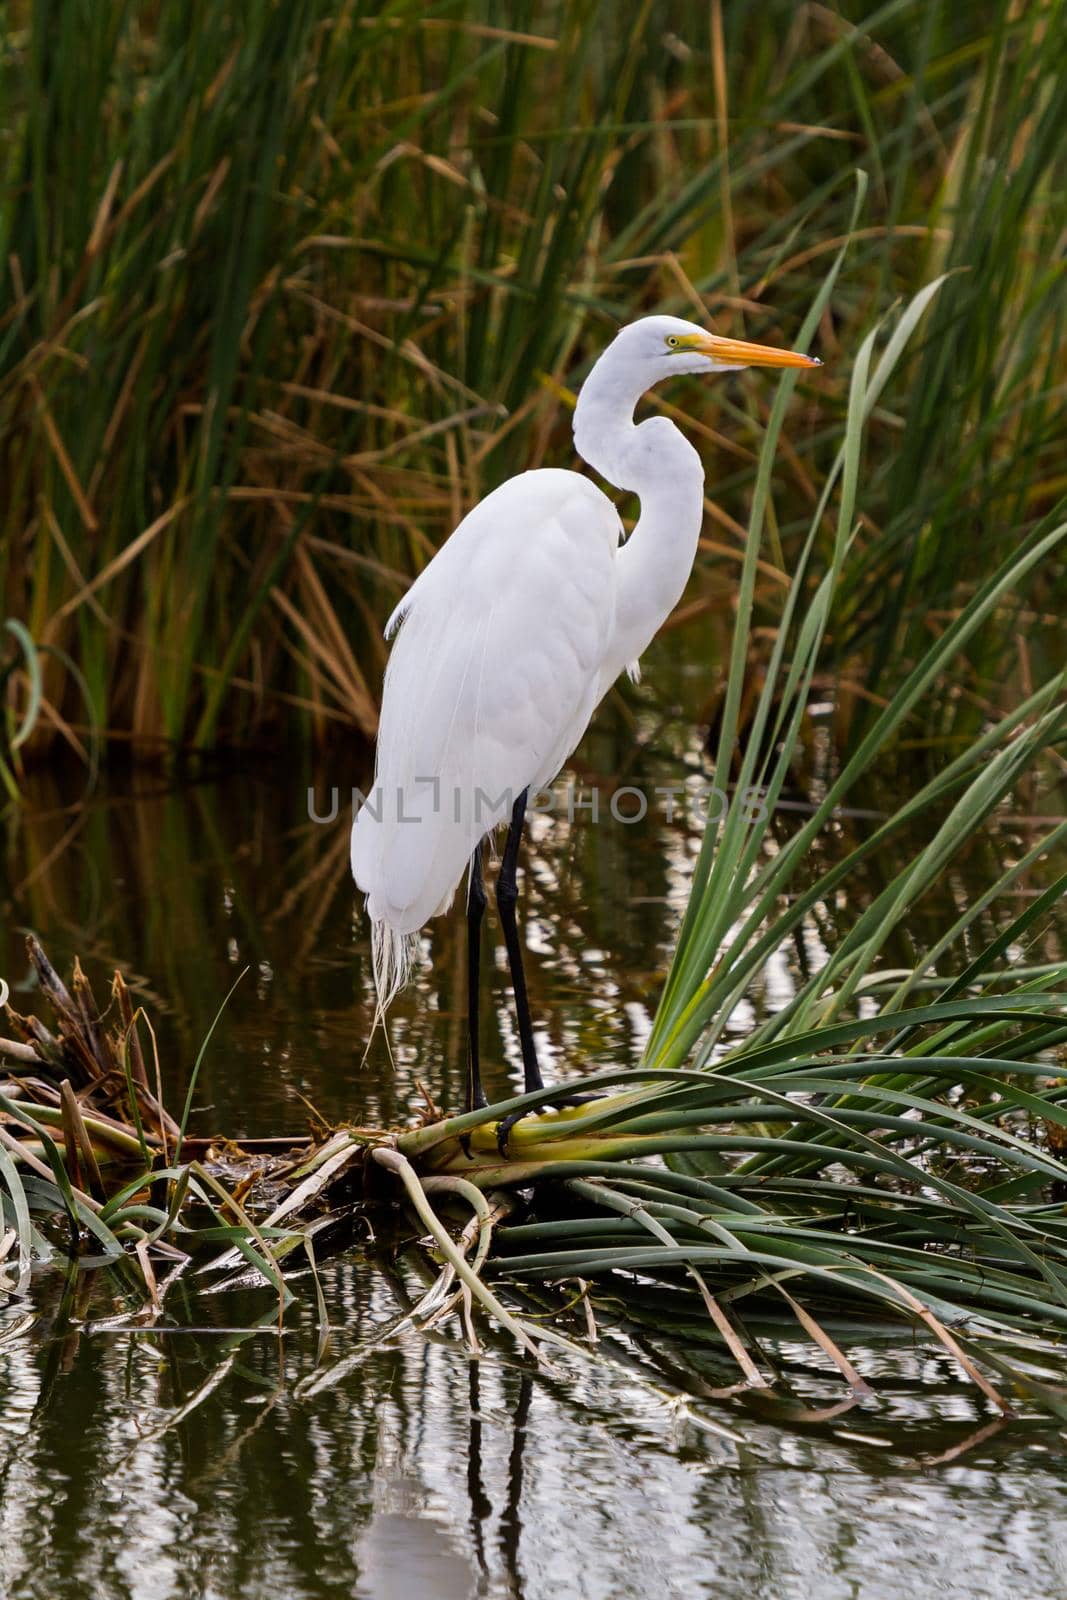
left=3, top=636, right=1067, bottom=1599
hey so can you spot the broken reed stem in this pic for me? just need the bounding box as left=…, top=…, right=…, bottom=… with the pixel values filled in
left=59, top=1079, right=105, bottom=1198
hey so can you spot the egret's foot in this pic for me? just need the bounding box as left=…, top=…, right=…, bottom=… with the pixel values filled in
left=495, top=1092, right=601, bottom=1157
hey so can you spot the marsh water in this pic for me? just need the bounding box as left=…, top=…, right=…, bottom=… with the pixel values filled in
left=3, top=632, right=1066, bottom=1600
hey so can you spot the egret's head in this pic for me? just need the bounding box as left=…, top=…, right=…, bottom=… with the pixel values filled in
left=608, top=314, right=820, bottom=384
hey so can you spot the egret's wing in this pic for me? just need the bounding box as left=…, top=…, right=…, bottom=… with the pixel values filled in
left=351, top=469, right=620, bottom=935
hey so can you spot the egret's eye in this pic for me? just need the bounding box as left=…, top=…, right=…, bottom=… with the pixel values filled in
left=666, top=335, right=679, bottom=348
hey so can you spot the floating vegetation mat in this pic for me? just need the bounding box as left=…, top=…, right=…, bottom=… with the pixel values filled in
left=3, top=936, right=1067, bottom=1431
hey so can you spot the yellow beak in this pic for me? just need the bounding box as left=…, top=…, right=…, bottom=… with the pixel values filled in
left=688, top=333, right=820, bottom=369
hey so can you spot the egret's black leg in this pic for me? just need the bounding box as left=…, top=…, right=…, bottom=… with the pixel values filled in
left=493, top=787, right=595, bottom=1154
left=465, top=845, right=488, bottom=1116
left=496, top=788, right=544, bottom=1098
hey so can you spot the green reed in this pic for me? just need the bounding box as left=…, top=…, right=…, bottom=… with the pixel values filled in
left=0, top=0, right=1063, bottom=758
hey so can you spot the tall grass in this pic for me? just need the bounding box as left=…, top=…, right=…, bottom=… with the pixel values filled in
left=1, top=0, right=1063, bottom=757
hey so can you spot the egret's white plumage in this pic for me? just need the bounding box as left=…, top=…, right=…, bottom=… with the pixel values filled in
left=351, top=315, right=818, bottom=1015
left=351, top=470, right=619, bottom=929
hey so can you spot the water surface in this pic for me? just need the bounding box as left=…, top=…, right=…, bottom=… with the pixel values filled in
left=2, top=640, right=1066, bottom=1599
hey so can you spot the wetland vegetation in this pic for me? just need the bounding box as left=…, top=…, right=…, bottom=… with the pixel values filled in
left=2, top=3, right=1066, bottom=1596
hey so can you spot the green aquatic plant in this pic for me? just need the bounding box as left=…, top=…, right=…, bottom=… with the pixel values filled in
left=0, top=618, right=98, bottom=800
left=0, top=619, right=41, bottom=801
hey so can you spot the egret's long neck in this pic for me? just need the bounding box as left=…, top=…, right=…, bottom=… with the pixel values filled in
left=573, top=349, right=705, bottom=687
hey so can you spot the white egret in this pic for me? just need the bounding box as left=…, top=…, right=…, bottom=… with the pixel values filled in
left=351, top=314, right=819, bottom=1127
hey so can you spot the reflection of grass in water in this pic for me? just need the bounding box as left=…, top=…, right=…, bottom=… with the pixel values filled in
left=1, top=2, right=1063, bottom=753
left=18, top=1240, right=1050, bottom=1600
